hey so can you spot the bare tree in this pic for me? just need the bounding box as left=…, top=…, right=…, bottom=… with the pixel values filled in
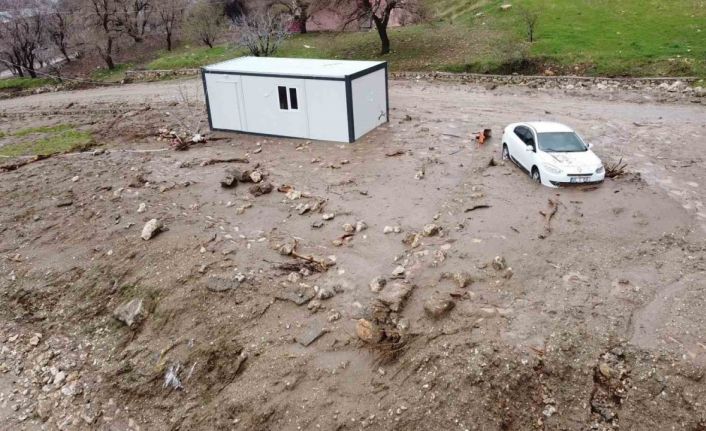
left=234, top=8, right=289, bottom=56
left=519, top=6, right=539, bottom=43
left=337, top=0, right=420, bottom=55
left=184, top=0, right=225, bottom=48
left=116, top=0, right=152, bottom=43
left=47, top=0, right=76, bottom=63
left=0, top=0, right=47, bottom=78
left=269, top=0, right=328, bottom=34
left=84, top=0, right=123, bottom=69
left=154, top=0, right=186, bottom=51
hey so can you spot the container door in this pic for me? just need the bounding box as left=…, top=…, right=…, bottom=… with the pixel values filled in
left=207, top=74, right=243, bottom=131
left=241, top=76, right=308, bottom=139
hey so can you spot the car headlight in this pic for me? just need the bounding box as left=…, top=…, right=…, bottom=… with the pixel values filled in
left=596, top=165, right=605, bottom=174
left=544, top=163, right=562, bottom=174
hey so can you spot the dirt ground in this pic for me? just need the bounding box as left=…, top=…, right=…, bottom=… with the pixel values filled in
left=0, top=78, right=705, bottom=431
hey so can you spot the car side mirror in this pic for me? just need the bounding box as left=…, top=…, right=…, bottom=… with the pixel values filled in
left=587, top=143, right=594, bottom=149
left=526, top=144, right=534, bottom=152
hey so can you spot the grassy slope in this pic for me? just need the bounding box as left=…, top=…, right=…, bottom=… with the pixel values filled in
left=145, top=0, right=704, bottom=77
left=0, top=124, right=93, bottom=158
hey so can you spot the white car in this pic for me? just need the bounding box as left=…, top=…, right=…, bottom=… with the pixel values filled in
left=501, top=121, right=605, bottom=187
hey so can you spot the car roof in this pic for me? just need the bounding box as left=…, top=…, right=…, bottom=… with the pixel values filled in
left=523, top=121, right=574, bottom=133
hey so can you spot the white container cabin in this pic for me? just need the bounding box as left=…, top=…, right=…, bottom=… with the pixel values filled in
left=201, top=57, right=389, bottom=143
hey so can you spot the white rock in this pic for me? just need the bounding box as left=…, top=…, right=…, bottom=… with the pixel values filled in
left=137, top=203, right=146, bottom=213
left=141, top=219, right=162, bottom=240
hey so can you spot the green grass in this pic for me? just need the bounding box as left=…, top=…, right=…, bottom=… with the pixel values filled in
left=0, top=77, right=57, bottom=91
left=0, top=125, right=93, bottom=157
left=142, top=0, right=705, bottom=77
left=91, top=63, right=133, bottom=82
left=13, top=124, right=74, bottom=137
left=147, top=45, right=245, bottom=70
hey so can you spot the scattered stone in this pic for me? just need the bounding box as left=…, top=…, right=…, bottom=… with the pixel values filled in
left=327, top=310, right=341, bottom=322
left=369, top=276, right=387, bottom=293
left=286, top=189, right=302, bottom=200
left=275, top=290, right=314, bottom=306
left=322, top=213, right=335, bottom=220
left=249, top=181, right=273, bottom=196
left=279, top=242, right=295, bottom=256
left=315, top=285, right=337, bottom=300
left=60, top=382, right=82, bottom=397
left=206, top=274, right=243, bottom=292
left=312, top=220, right=324, bottom=229
left=29, top=333, right=42, bottom=346
left=378, top=281, right=413, bottom=312
left=452, top=271, right=473, bottom=288
left=221, top=171, right=238, bottom=188
left=137, top=202, right=146, bottom=213
left=37, top=399, right=53, bottom=422
left=113, top=298, right=146, bottom=327
left=342, top=223, right=355, bottom=233
left=391, top=265, right=405, bottom=278
left=296, top=323, right=327, bottom=347
left=402, top=232, right=422, bottom=248
left=355, top=221, right=368, bottom=233
left=424, top=297, right=455, bottom=318
left=356, top=319, right=382, bottom=343
left=141, top=219, right=162, bottom=240
left=249, top=171, right=263, bottom=183
left=500, top=4, right=512, bottom=10
left=492, top=255, right=507, bottom=271
left=71, top=175, right=80, bottom=182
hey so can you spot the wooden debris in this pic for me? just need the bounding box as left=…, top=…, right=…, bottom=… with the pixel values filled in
left=539, top=199, right=559, bottom=239
left=464, top=205, right=491, bottom=213
left=605, top=157, right=628, bottom=178
left=200, top=157, right=249, bottom=166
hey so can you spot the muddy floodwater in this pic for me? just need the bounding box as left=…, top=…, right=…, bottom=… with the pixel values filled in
left=0, top=78, right=704, bottom=430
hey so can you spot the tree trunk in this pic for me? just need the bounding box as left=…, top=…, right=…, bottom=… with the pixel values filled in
left=60, top=47, right=71, bottom=63
left=299, top=16, right=307, bottom=34
left=166, top=32, right=172, bottom=51
left=105, top=37, right=115, bottom=69
left=373, top=18, right=390, bottom=55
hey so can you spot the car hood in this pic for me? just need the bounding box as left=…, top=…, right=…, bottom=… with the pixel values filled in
left=541, top=150, right=602, bottom=171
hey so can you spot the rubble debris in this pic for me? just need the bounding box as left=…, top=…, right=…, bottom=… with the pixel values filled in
left=249, top=171, right=263, bottom=183
left=384, top=225, right=402, bottom=234
left=113, top=298, right=146, bottom=327
left=391, top=265, right=406, bottom=278
left=355, top=220, right=368, bottom=232
left=296, top=323, right=327, bottom=347
left=492, top=256, right=507, bottom=271
left=415, top=167, right=425, bottom=180
left=356, top=319, right=383, bottom=343
left=377, top=281, right=413, bottom=312
left=370, top=276, right=387, bottom=293
left=249, top=181, right=273, bottom=196
left=385, top=149, right=406, bottom=157
left=402, top=232, right=422, bottom=248
left=141, top=219, right=163, bottom=240
left=322, top=213, right=335, bottom=220
left=221, top=170, right=238, bottom=188
left=447, top=271, right=473, bottom=288
left=200, top=157, right=249, bottom=166
left=488, top=157, right=498, bottom=167
left=137, top=202, right=147, bottom=213
left=206, top=274, right=244, bottom=292
left=539, top=199, right=559, bottom=239
left=605, top=157, right=628, bottom=178
left=464, top=205, right=491, bottom=212
left=278, top=239, right=336, bottom=272
left=342, top=223, right=355, bottom=233
left=422, top=223, right=441, bottom=237
left=163, top=363, right=184, bottom=390
left=275, top=290, right=314, bottom=306
left=423, top=297, right=455, bottom=319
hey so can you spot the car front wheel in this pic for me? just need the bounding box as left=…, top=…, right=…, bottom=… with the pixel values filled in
left=502, top=144, right=510, bottom=161
left=531, top=167, right=541, bottom=183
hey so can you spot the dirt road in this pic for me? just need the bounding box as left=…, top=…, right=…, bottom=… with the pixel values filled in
left=0, top=78, right=704, bottom=430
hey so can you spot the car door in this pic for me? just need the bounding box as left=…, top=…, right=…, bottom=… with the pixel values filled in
left=512, top=126, right=533, bottom=170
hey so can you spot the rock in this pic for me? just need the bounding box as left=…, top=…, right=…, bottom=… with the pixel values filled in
left=356, top=319, right=382, bottom=343
left=492, top=256, right=507, bottom=271
left=391, top=265, right=405, bottom=278
left=53, top=371, right=66, bottom=386
left=599, top=362, right=614, bottom=378
left=369, top=276, right=387, bottom=293
left=275, top=290, right=314, bottom=306
left=327, top=310, right=341, bottom=322
left=311, top=220, right=324, bottom=229
left=279, top=242, right=295, bottom=256
left=29, top=333, right=42, bottom=346
left=453, top=272, right=473, bottom=288
left=383, top=226, right=394, bottom=234
left=137, top=203, right=147, bottom=214
left=249, top=171, right=263, bottom=183
left=286, top=189, right=302, bottom=200
left=228, top=169, right=251, bottom=182
left=342, top=223, right=355, bottom=233
left=36, top=399, right=52, bottom=422
left=249, top=181, right=273, bottom=196
left=141, top=219, right=162, bottom=240
left=355, top=221, right=368, bottom=232
left=295, top=323, right=327, bottom=347
left=424, top=297, right=455, bottom=318
left=71, top=175, right=80, bottom=182
left=206, top=274, right=243, bottom=292
left=402, top=232, right=421, bottom=248
left=113, top=298, right=146, bottom=327
left=220, top=171, right=238, bottom=188
left=315, top=285, right=337, bottom=300
left=61, top=382, right=82, bottom=397
left=500, top=4, right=512, bottom=10
left=378, top=281, right=413, bottom=312
left=322, top=213, right=335, bottom=220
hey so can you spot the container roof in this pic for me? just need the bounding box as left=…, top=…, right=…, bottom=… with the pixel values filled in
left=203, top=57, right=386, bottom=79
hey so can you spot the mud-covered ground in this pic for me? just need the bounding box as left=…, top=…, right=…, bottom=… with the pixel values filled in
left=0, top=79, right=705, bottom=430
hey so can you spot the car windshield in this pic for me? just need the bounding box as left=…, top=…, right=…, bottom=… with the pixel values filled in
left=538, top=132, right=587, bottom=153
